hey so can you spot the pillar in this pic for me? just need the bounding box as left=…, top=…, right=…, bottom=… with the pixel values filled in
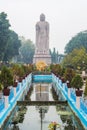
left=76, top=96, right=81, bottom=109
left=68, top=88, right=71, bottom=98
left=13, top=87, right=16, bottom=97
left=4, top=96, right=9, bottom=109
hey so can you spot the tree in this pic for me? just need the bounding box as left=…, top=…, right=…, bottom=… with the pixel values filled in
left=64, top=68, right=76, bottom=83
left=84, top=80, right=87, bottom=97
left=3, top=30, right=21, bottom=61
left=0, top=66, right=13, bottom=88
left=11, top=64, right=25, bottom=81
left=50, top=64, right=61, bottom=76
left=19, top=38, right=35, bottom=63
left=0, top=12, right=10, bottom=60
left=50, top=48, right=58, bottom=63
left=65, top=31, right=87, bottom=54
left=71, top=75, right=83, bottom=89
left=62, top=47, right=87, bottom=71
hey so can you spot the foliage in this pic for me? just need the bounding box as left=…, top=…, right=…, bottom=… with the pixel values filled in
left=3, top=30, right=21, bottom=61
left=0, top=66, right=13, bottom=88
left=71, top=75, right=83, bottom=89
left=64, top=68, right=76, bottom=83
left=50, top=48, right=58, bottom=63
left=11, top=64, right=25, bottom=81
left=65, top=30, right=87, bottom=54
left=62, top=47, right=87, bottom=71
left=36, top=61, right=47, bottom=71
left=19, top=38, right=35, bottom=63
left=0, top=83, right=3, bottom=91
left=50, top=64, right=61, bottom=76
left=0, top=12, right=10, bottom=60
left=21, top=64, right=33, bottom=74
left=0, top=12, right=21, bottom=62
left=84, top=80, right=87, bottom=96
left=48, top=122, right=61, bottom=130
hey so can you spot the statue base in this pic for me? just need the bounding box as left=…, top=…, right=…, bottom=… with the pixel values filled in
left=33, top=53, right=51, bottom=64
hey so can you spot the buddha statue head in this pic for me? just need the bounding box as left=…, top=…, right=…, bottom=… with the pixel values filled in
left=40, top=13, right=45, bottom=21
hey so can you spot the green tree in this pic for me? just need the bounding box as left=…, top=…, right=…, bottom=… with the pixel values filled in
left=64, top=68, right=76, bottom=83
left=71, top=75, right=83, bottom=89
left=50, top=48, right=58, bottom=63
left=65, top=31, right=87, bottom=54
left=3, top=30, right=21, bottom=61
left=84, top=80, right=87, bottom=97
left=62, top=47, right=87, bottom=71
left=0, top=66, right=13, bottom=88
left=50, top=64, right=61, bottom=76
left=0, top=12, right=10, bottom=60
left=19, top=38, right=35, bottom=63
left=11, top=64, right=24, bottom=81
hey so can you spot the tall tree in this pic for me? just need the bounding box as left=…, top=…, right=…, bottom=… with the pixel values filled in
left=19, top=38, right=35, bottom=63
left=50, top=48, right=58, bottom=63
left=0, top=12, right=10, bottom=60
left=3, top=30, right=21, bottom=61
left=62, top=47, right=87, bottom=70
left=65, top=31, right=87, bottom=54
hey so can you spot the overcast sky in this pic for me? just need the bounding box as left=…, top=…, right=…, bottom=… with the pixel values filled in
left=0, top=0, right=87, bottom=54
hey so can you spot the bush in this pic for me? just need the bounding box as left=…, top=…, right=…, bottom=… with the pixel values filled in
left=84, top=80, right=87, bottom=96
left=71, top=75, right=83, bottom=89
left=64, top=68, right=76, bottom=83
left=0, top=66, right=13, bottom=88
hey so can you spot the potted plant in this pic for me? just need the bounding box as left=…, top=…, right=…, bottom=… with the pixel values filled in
left=13, top=81, right=18, bottom=87
left=66, top=81, right=71, bottom=88
left=71, top=75, right=83, bottom=96
left=64, top=68, right=76, bottom=83
left=0, top=66, right=13, bottom=96
left=61, top=77, right=66, bottom=83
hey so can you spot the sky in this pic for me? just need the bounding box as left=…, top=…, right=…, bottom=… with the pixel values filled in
left=0, top=0, right=87, bottom=54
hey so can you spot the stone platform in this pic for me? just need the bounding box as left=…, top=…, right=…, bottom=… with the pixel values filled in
left=33, top=53, right=51, bottom=64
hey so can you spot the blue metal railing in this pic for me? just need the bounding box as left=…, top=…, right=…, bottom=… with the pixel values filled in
left=64, top=84, right=68, bottom=94
left=70, top=88, right=76, bottom=102
left=33, top=74, right=52, bottom=83
left=9, top=88, right=14, bottom=103
left=16, top=84, right=20, bottom=93
left=0, top=98, right=5, bottom=112
left=80, top=98, right=87, bottom=115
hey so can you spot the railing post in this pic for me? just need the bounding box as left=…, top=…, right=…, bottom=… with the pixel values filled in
left=76, top=90, right=83, bottom=109
left=76, top=96, right=81, bottom=109
left=4, top=96, right=9, bottom=109
left=68, top=88, right=71, bottom=98
left=13, top=87, right=16, bottom=96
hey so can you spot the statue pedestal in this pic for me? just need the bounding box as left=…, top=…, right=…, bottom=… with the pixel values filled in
left=33, top=53, right=51, bottom=64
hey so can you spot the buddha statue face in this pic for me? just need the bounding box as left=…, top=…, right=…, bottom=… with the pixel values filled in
left=40, top=14, right=45, bottom=21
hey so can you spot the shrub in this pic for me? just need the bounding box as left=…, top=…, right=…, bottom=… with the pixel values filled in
left=84, top=80, right=87, bottom=96
left=71, top=75, right=83, bottom=89
left=0, top=66, right=13, bottom=88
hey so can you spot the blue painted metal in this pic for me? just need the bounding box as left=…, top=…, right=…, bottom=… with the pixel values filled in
left=0, top=73, right=87, bottom=129
left=80, top=98, right=87, bottom=115
left=52, top=74, right=87, bottom=129
left=16, top=84, right=20, bottom=93
left=64, top=84, right=68, bottom=94
left=0, top=98, right=5, bottom=112
left=70, top=88, right=76, bottom=102
left=33, top=74, right=52, bottom=83
left=9, top=88, right=14, bottom=103
left=0, top=73, right=32, bottom=126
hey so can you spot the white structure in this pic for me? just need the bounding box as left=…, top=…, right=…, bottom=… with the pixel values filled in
left=33, top=14, right=51, bottom=64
